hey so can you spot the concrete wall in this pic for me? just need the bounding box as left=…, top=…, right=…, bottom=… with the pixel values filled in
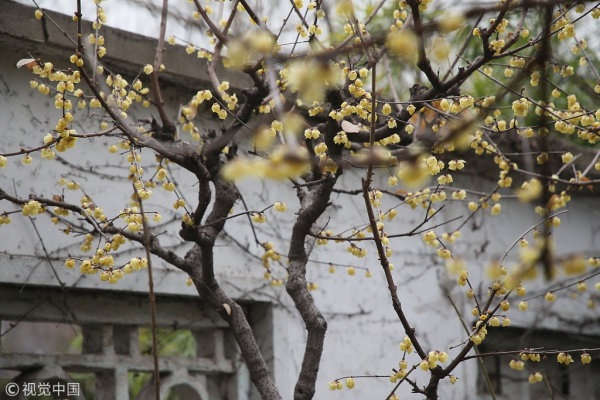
left=2, top=2, right=600, bottom=399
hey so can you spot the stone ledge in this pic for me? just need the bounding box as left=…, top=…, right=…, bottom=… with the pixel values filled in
left=0, top=0, right=251, bottom=90
left=0, top=1, right=46, bottom=43
left=0, top=258, right=289, bottom=305
left=0, top=282, right=229, bottom=328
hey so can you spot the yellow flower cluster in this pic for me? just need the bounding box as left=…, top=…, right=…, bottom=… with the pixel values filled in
left=22, top=200, right=44, bottom=216
left=251, top=213, right=266, bottom=223
left=261, top=242, right=282, bottom=269
left=211, top=102, right=228, bottom=120
left=528, top=373, right=543, bottom=384
left=274, top=202, right=287, bottom=212
left=163, top=181, right=175, bottom=191
left=423, top=230, right=437, bottom=245
left=173, top=198, right=186, bottom=209
left=303, top=128, right=320, bottom=140
left=117, top=207, right=144, bottom=232
left=317, top=230, right=334, bottom=245
left=557, top=352, right=573, bottom=365
left=457, top=270, right=468, bottom=287
left=347, top=244, right=367, bottom=258
left=399, top=336, right=413, bottom=353
left=470, top=322, right=488, bottom=345
left=0, top=214, right=12, bottom=225
left=512, top=98, right=530, bottom=117
left=222, top=147, right=311, bottom=181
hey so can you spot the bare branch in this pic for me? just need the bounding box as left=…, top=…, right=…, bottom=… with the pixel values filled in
left=149, top=0, right=177, bottom=137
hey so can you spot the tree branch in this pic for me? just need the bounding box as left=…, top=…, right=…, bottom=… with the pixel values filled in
left=360, top=62, right=427, bottom=361
left=149, top=0, right=177, bottom=138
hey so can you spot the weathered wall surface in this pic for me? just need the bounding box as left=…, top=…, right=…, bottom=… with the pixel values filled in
left=2, top=3, right=600, bottom=400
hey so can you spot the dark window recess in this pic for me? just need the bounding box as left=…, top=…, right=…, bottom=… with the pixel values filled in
left=476, top=326, right=599, bottom=399
left=558, top=363, right=569, bottom=396
left=478, top=355, right=502, bottom=394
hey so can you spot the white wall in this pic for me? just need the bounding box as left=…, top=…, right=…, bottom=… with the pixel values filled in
left=12, top=0, right=318, bottom=58
left=2, top=8, right=600, bottom=400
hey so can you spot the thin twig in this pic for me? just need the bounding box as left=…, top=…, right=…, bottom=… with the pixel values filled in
left=446, top=294, right=497, bottom=400
left=542, top=369, right=556, bottom=400
left=442, top=13, right=483, bottom=81
left=499, top=210, right=569, bottom=265
left=385, top=365, right=419, bottom=399
left=149, top=0, right=176, bottom=135
left=361, top=61, right=427, bottom=360
left=28, top=217, right=65, bottom=291
left=136, top=185, right=160, bottom=400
